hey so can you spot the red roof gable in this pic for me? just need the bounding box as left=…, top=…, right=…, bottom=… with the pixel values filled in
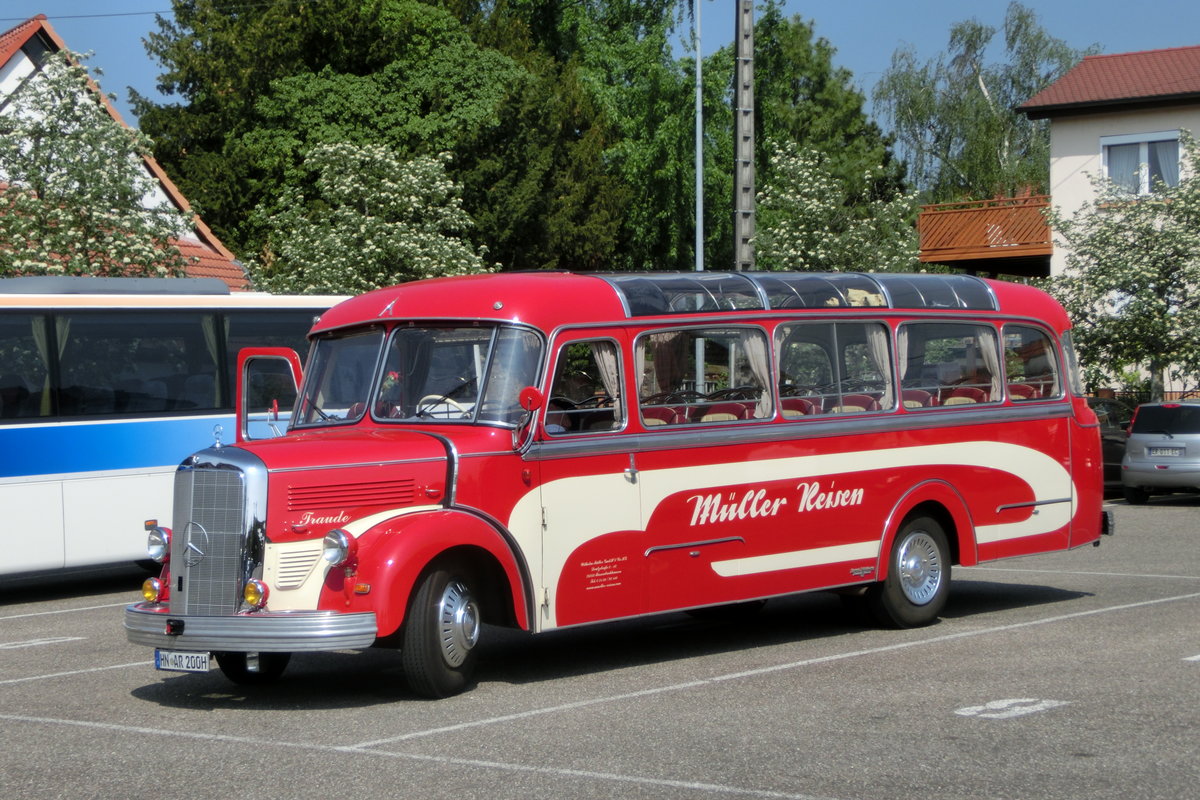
left=0, top=15, right=249, bottom=291
left=1022, top=44, right=1200, bottom=119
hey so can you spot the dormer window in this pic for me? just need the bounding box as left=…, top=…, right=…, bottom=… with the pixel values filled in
left=1102, top=131, right=1180, bottom=195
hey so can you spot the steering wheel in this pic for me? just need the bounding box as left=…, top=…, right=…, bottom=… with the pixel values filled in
left=575, top=394, right=612, bottom=408
left=417, top=394, right=469, bottom=413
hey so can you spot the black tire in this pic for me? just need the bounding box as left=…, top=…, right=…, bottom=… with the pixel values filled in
left=214, top=651, right=291, bottom=685
left=402, top=563, right=481, bottom=698
left=1123, top=486, right=1150, bottom=505
left=867, top=515, right=951, bottom=628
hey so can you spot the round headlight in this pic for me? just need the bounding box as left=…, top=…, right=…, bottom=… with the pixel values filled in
left=141, top=577, right=163, bottom=603
left=322, top=529, right=357, bottom=566
left=146, top=526, right=170, bottom=563
left=243, top=579, right=269, bottom=608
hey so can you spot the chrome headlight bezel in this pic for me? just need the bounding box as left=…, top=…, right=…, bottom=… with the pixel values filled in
left=146, top=526, right=171, bottom=563
left=321, top=529, right=357, bottom=567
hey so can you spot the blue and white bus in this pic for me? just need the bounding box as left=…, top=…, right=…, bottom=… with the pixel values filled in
left=0, top=277, right=342, bottom=578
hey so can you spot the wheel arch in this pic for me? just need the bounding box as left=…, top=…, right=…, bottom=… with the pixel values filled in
left=334, top=508, right=533, bottom=640
left=878, top=480, right=977, bottom=578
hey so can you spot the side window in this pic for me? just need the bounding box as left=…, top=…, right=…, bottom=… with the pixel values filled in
left=545, top=340, right=623, bottom=435
left=56, top=312, right=218, bottom=416
left=636, top=327, right=772, bottom=426
left=898, top=322, right=1001, bottom=407
left=777, top=322, right=895, bottom=415
left=1003, top=325, right=1060, bottom=400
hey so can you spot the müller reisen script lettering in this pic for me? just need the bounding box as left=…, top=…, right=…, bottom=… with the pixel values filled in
left=687, top=480, right=865, bottom=526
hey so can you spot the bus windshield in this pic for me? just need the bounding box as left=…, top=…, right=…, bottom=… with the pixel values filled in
left=294, top=324, right=543, bottom=427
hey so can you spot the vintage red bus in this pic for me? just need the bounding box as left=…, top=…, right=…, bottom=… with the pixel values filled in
left=125, top=271, right=1111, bottom=697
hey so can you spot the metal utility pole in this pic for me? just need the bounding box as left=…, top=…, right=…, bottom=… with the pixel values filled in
left=694, top=1, right=703, bottom=273
left=732, top=0, right=755, bottom=271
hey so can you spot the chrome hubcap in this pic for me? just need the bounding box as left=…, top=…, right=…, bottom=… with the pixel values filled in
left=437, top=579, right=480, bottom=668
left=897, top=531, right=943, bottom=605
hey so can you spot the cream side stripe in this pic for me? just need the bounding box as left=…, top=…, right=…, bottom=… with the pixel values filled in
left=511, top=440, right=1074, bottom=626
left=710, top=540, right=880, bottom=578
left=342, top=505, right=443, bottom=536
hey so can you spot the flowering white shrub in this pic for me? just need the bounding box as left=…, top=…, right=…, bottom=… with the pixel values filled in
left=0, top=51, right=190, bottom=277
left=1050, top=133, right=1200, bottom=396
left=250, top=142, right=492, bottom=295
left=756, top=140, right=918, bottom=273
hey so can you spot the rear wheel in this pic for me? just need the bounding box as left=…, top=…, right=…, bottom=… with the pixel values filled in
left=402, top=563, right=481, bottom=698
left=867, top=516, right=950, bottom=628
left=1123, top=486, right=1150, bottom=505
left=214, top=651, right=291, bottom=685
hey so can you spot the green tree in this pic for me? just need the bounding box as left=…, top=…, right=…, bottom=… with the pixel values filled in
left=1050, top=134, right=1200, bottom=399
left=756, top=141, right=918, bottom=273
left=0, top=51, right=190, bottom=277
left=754, top=2, right=903, bottom=204
left=873, top=1, right=1091, bottom=202
left=251, top=142, right=490, bottom=295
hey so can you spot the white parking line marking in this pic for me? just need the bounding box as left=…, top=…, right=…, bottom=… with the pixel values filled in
left=964, top=566, right=1200, bottom=581
left=955, top=698, right=1070, bottom=719
left=0, top=662, right=147, bottom=686
left=359, top=590, right=1200, bottom=748
left=0, top=637, right=85, bottom=649
left=1184, top=654, right=1200, bottom=662
left=0, top=602, right=129, bottom=621
left=0, top=713, right=835, bottom=800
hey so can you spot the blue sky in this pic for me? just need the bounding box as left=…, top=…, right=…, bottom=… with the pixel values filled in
left=6, top=1, right=1200, bottom=126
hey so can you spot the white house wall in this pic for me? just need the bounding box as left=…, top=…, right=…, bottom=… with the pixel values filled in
left=1049, top=105, right=1200, bottom=274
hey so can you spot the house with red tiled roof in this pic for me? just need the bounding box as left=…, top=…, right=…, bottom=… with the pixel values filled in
left=1020, top=45, right=1200, bottom=275
left=0, top=14, right=249, bottom=290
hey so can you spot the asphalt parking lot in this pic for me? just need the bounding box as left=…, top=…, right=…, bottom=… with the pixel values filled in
left=2, top=499, right=1197, bottom=800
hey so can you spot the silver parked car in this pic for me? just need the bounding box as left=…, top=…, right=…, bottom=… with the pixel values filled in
left=1121, top=401, right=1200, bottom=504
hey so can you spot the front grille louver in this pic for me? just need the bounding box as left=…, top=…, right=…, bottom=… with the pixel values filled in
left=288, top=479, right=415, bottom=511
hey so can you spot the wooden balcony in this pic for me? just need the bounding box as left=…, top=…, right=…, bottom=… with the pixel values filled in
left=917, top=196, right=1052, bottom=277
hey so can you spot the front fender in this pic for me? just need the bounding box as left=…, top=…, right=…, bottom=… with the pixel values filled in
left=319, top=508, right=532, bottom=638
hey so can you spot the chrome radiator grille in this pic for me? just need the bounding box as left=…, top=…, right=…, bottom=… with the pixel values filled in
left=172, top=466, right=248, bottom=616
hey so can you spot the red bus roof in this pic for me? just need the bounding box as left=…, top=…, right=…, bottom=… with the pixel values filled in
left=309, top=272, right=1070, bottom=336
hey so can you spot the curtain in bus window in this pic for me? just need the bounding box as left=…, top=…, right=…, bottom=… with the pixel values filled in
left=0, top=314, right=48, bottom=419
left=863, top=324, right=894, bottom=409
left=739, top=329, right=772, bottom=417
left=28, top=317, right=69, bottom=416
left=637, top=332, right=685, bottom=396
left=979, top=330, right=1002, bottom=400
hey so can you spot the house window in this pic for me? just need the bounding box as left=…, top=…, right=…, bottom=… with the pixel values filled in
left=1102, top=132, right=1180, bottom=195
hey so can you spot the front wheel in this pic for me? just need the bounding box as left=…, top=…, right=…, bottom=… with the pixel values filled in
left=402, top=563, right=481, bottom=698
left=214, top=651, right=291, bottom=685
left=867, top=516, right=950, bottom=628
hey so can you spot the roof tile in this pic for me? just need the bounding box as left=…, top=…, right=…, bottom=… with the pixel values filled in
left=1022, top=45, right=1200, bottom=116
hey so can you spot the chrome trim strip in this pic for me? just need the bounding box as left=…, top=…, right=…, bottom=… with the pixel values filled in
left=645, top=536, right=745, bottom=557
left=996, top=496, right=1072, bottom=513
left=529, top=403, right=1073, bottom=461
left=124, top=603, right=377, bottom=652
left=271, top=456, right=446, bottom=474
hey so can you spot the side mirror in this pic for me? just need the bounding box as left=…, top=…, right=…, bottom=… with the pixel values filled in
left=519, top=386, right=545, bottom=412
left=513, top=386, right=545, bottom=451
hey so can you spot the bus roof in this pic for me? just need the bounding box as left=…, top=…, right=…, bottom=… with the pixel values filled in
left=310, top=272, right=1070, bottom=336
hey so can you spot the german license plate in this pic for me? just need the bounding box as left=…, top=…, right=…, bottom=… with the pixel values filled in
left=154, top=649, right=210, bottom=673
left=1149, top=447, right=1183, bottom=457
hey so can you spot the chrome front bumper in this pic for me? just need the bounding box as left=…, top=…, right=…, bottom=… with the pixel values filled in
left=124, top=603, right=377, bottom=652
